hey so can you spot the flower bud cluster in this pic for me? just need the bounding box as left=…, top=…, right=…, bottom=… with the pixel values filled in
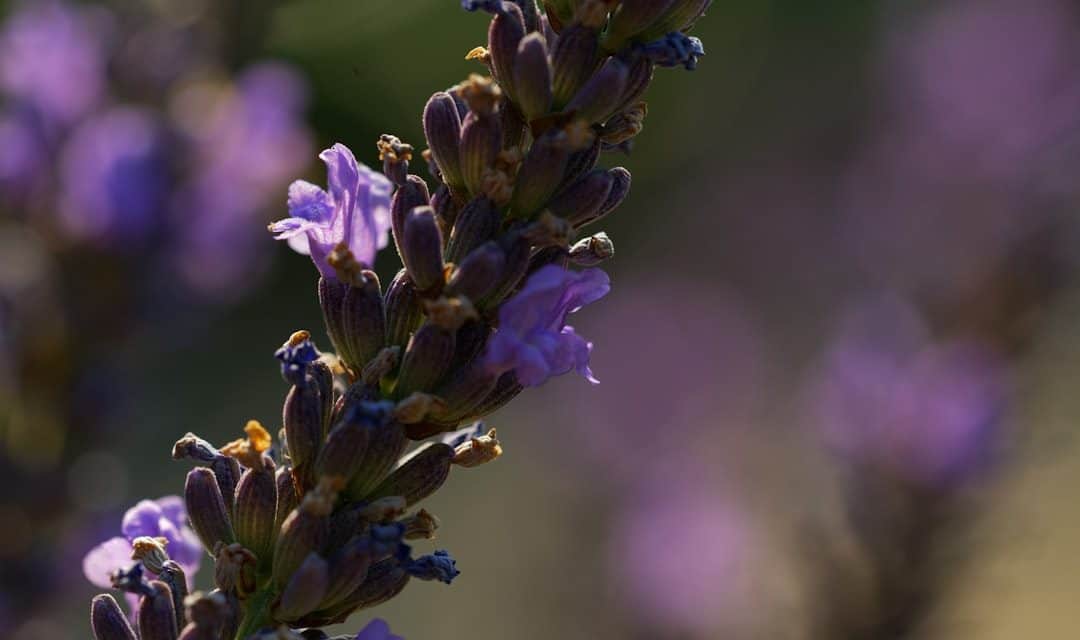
left=89, top=2, right=710, bottom=637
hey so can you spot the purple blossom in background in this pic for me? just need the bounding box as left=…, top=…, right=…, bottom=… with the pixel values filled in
left=610, top=465, right=749, bottom=635
left=82, top=496, right=202, bottom=589
left=484, top=265, right=610, bottom=387
left=355, top=618, right=404, bottom=640
left=0, top=0, right=106, bottom=125
left=170, top=63, right=314, bottom=296
left=806, top=295, right=1008, bottom=486
left=270, top=143, right=393, bottom=279
left=840, top=0, right=1080, bottom=297
left=57, top=107, right=170, bottom=248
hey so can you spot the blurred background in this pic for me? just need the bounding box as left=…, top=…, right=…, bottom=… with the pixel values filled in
left=2, top=0, right=1080, bottom=637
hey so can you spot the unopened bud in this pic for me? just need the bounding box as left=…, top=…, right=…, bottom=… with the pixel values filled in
left=321, top=536, right=374, bottom=610
left=487, top=3, right=526, bottom=100
left=402, top=206, right=446, bottom=294
left=275, top=553, right=329, bottom=621
left=213, top=543, right=257, bottom=597
left=551, top=24, right=600, bottom=107
left=184, top=468, right=235, bottom=553
left=445, top=196, right=501, bottom=264
left=345, top=414, right=408, bottom=501
left=283, top=382, right=323, bottom=492
left=402, top=508, right=441, bottom=540
left=138, top=581, right=179, bottom=640
left=368, top=443, right=455, bottom=507
left=314, top=416, right=372, bottom=486
left=566, top=56, right=631, bottom=124
left=394, top=324, right=456, bottom=398
left=447, top=242, right=507, bottom=301
left=605, top=0, right=678, bottom=48
left=509, top=131, right=571, bottom=217
left=460, top=112, right=503, bottom=197
left=641, top=0, right=713, bottom=41
left=340, top=270, right=387, bottom=372
left=233, top=463, right=278, bottom=564
left=423, top=92, right=465, bottom=193
left=131, top=537, right=170, bottom=575
left=272, top=480, right=335, bottom=589
left=547, top=168, right=615, bottom=227
left=385, top=270, right=425, bottom=350
left=569, top=231, right=615, bottom=266
left=390, top=175, right=431, bottom=258
left=274, top=466, right=299, bottom=533
left=158, top=562, right=188, bottom=633
left=513, top=32, right=553, bottom=121
left=91, top=594, right=137, bottom=640
left=361, top=346, right=401, bottom=386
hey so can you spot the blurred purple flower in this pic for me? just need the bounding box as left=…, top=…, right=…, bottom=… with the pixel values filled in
left=0, top=1, right=107, bottom=125
left=271, top=143, right=392, bottom=279
left=355, top=618, right=403, bottom=640
left=840, top=0, right=1080, bottom=297
left=610, top=466, right=748, bottom=634
left=807, top=295, right=1008, bottom=486
left=171, top=63, right=314, bottom=296
left=82, top=496, right=202, bottom=590
left=484, top=265, right=610, bottom=387
left=57, top=107, right=170, bottom=248
left=0, top=111, right=45, bottom=194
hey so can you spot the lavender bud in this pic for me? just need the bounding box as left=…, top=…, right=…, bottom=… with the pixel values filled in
left=513, top=0, right=542, bottom=31
left=488, top=2, right=526, bottom=100
left=138, top=581, right=179, bottom=640
left=597, top=166, right=632, bottom=219
left=158, top=561, right=188, bottom=633
left=319, top=277, right=354, bottom=366
left=276, top=553, right=330, bottom=621
left=569, top=231, right=615, bottom=265
left=272, top=482, right=335, bottom=590
left=513, top=33, right=553, bottom=121
left=446, top=196, right=501, bottom=264
left=401, top=206, right=446, bottom=294
left=211, top=457, right=242, bottom=515
left=330, top=559, right=409, bottom=618
left=613, top=56, right=654, bottom=115
left=605, top=0, right=679, bottom=48
left=394, top=324, right=456, bottom=398
left=310, top=359, right=335, bottom=436
left=368, top=443, right=455, bottom=506
left=430, top=183, right=459, bottom=229
left=566, top=56, right=631, bottom=124
left=548, top=168, right=615, bottom=226
left=447, top=242, right=507, bottom=301
left=544, top=0, right=574, bottom=25
left=283, top=382, right=322, bottom=490
left=560, top=134, right=602, bottom=190
left=275, top=466, right=299, bottom=533
left=314, top=416, right=371, bottom=485
left=402, top=508, right=441, bottom=540
left=601, top=101, right=648, bottom=145
left=501, top=100, right=528, bottom=149
left=479, top=234, right=532, bottom=308
left=390, top=175, right=431, bottom=258
left=344, top=415, right=408, bottom=501
left=340, top=271, right=386, bottom=370
left=320, top=537, right=373, bottom=610
left=422, top=92, right=465, bottom=192
left=641, top=0, right=713, bottom=40
left=452, top=428, right=504, bottom=467
left=214, top=543, right=257, bottom=597
left=431, top=360, right=500, bottom=426
left=509, top=132, right=571, bottom=217
left=551, top=24, right=600, bottom=107
left=460, top=112, right=503, bottom=196
left=471, top=370, right=525, bottom=417
left=178, top=591, right=228, bottom=640
left=383, top=271, right=424, bottom=351
left=91, top=594, right=137, bottom=640
left=376, top=134, right=413, bottom=186
left=184, top=468, right=235, bottom=552
left=233, top=464, right=278, bottom=564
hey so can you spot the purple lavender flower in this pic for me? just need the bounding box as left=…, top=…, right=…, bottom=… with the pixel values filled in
left=807, top=295, right=1008, bottom=486
left=483, top=265, right=610, bottom=387
left=56, top=107, right=170, bottom=248
left=170, top=63, right=314, bottom=297
left=0, top=0, right=107, bottom=126
left=270, top=143, right=393, bottom=279
left=355, top=618, right=404, bottom=640
left=82, top=496, right=202, bottom=589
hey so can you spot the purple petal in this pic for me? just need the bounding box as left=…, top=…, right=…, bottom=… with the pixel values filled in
left=355, top=618, right=404, bottom=640
left=121, top=499, right=164, bottom=540
left=287, top=180, right=332, bottom=222
left=155, top=496, right=185, bottom=527
left=82, top=537, right=131, bottom=589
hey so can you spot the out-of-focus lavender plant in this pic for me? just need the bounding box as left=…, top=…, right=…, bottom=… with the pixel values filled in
left=84, top=1, right=714, bottom=638
left=0, top=0, right=313, bottom=629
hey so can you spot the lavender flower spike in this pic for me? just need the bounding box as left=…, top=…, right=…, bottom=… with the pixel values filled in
left=270, top=143, right=393, bottom=279
left=484, top=265, right=610, bottom=387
